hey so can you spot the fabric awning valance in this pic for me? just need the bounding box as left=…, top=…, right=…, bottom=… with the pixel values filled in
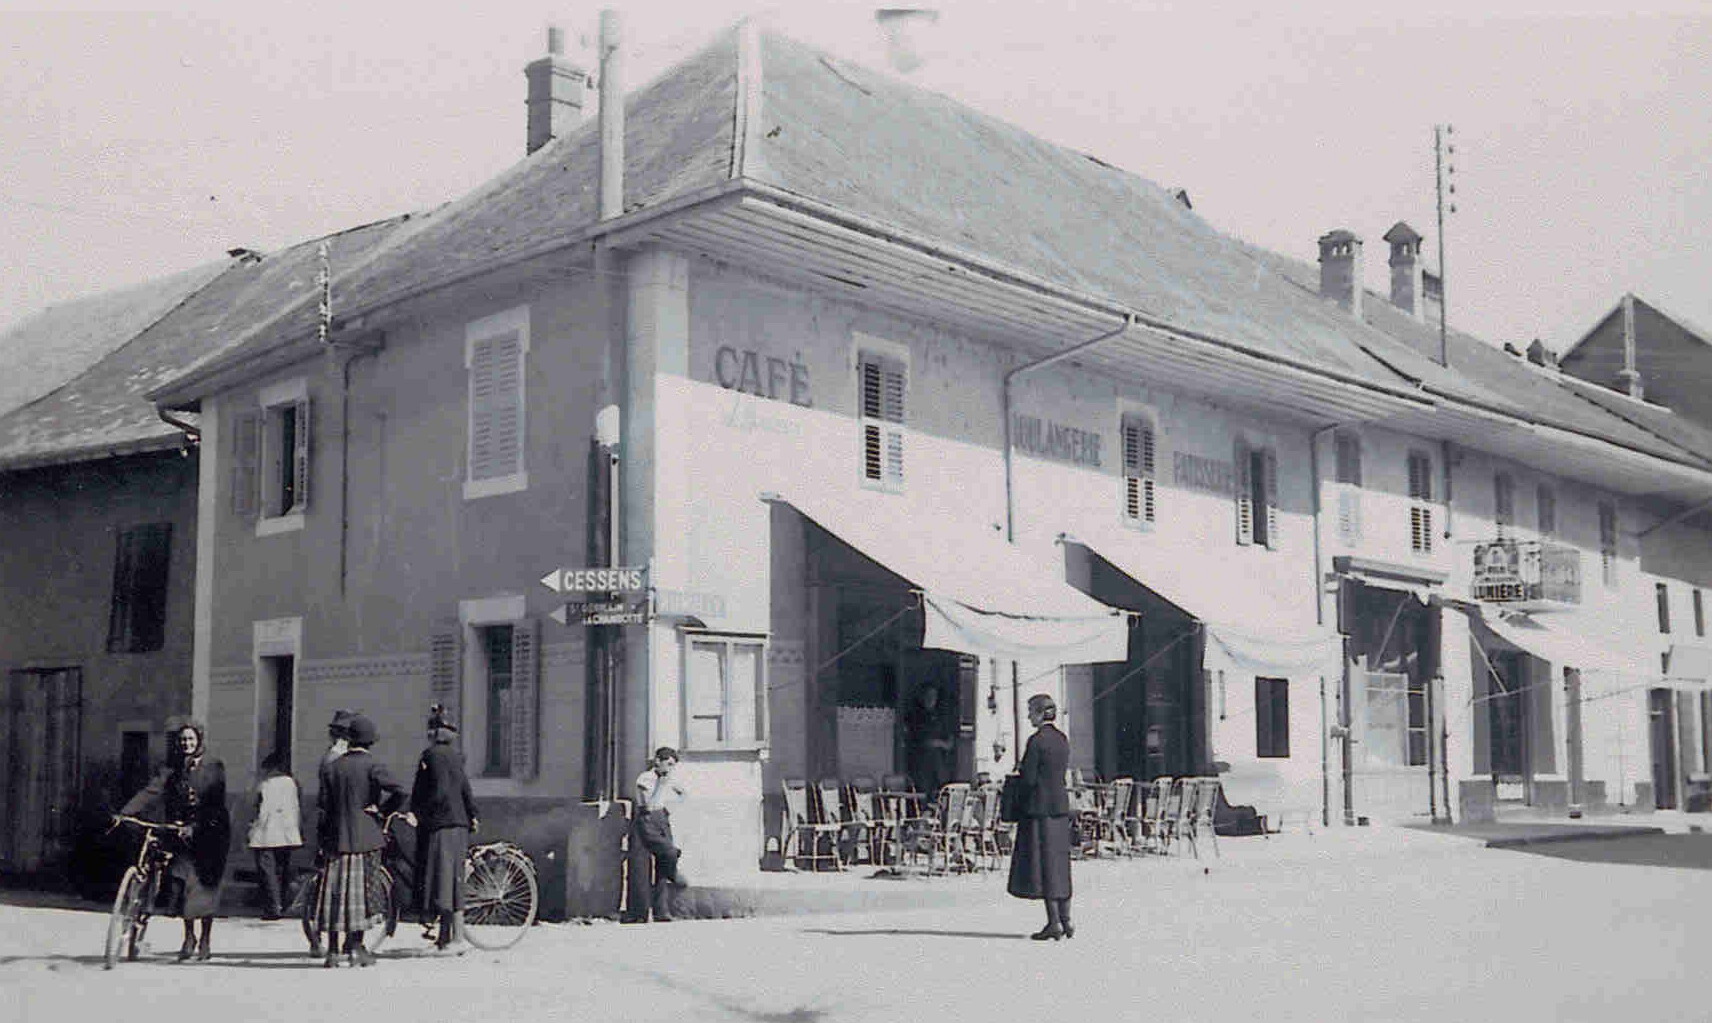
left=765, top=491, right=1130, bottom=664
left=1468, top=605, right=1712, bottom=689
left=1667, top=644, right=1712, bottom=685
left=1071, top=540, right=1342, bottom=678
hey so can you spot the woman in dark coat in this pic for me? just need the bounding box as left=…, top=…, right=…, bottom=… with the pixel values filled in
left=120, top=717, right=230, bottom=961
left=410, top=705, right=479, bottom=950
left=314, top=714, right=407, bottom=967
left=1006, top=693, right=1074, bottom=941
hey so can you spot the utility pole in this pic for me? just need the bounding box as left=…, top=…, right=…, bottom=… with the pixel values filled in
left=1434, top=124, right=1456, bottom=368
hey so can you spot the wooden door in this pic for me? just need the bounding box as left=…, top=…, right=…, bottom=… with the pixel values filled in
left=4, top=668, right=82, bottom=872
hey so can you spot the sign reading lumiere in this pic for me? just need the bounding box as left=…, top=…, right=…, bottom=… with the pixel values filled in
left=1472, top=539, right=1581, bottom=606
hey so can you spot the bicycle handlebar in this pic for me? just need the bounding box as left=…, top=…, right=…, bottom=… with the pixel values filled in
left=109, top=815, right=186, bottom=835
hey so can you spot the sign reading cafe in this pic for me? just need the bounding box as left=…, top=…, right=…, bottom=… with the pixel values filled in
left=715, top=346, right=812, bottom=407
left=1012, top=414, right=1102, bottom=467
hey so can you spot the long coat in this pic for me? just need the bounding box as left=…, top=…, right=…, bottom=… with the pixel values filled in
left=317, top=748, right=407, bottom=855
left=1006, top=723, right=1072, bottom=901
left=410, top=743, right=478, bottom=831
left=122, top=756, right=231, bottom=918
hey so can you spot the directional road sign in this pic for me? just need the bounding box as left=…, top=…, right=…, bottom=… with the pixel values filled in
left=548, top=599, right=649, bottom=627
left=540, top=566, right=647, bottom=594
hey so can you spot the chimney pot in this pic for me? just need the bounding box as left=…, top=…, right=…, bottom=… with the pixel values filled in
left=547, top=25, right=564, bottom=55
left=1317, top=229, right=1364, bottom=318
left=1383, top=221, right=1425, bottom=321
left=525, top=25, right=587, bottom=156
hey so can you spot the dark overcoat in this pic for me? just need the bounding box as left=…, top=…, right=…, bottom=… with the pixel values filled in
left=410, top=743, right=478, bottom=830
left=122, top=756, right=231, bottom=918
left=317, top=748, right=407, bottom=855
left=1006, top=723, right=1072, bottom=901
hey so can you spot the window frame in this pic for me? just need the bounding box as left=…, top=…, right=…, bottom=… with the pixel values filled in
left=1407, top=450, right=1435, bottom=555
left=855, top=334, right=910, bottom=494
left=456, top=595, right=538, bottom=788
left=251, top=377, right=310, bottom=537
left=1120, top=410, right=1158, bottom=530
left=679, top=628, right=771, bottom=753
left=1235, top=438, right=1279, bottom=550
left=1657, top=582, right=1672, bottom=635
left=1333, top=429, right=1363, bottom=543
left=464, top=305, right=532, bottom=501
left=107, top=522, right=173, bottom=654
left=1254, top=677, right=1290, bottom=758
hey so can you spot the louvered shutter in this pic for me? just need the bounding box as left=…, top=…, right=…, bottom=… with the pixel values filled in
left=469, top=332, right=524, bottom=482
left=1262, top=448, right=1279, bottom=549
left=1337, top=488, right=1363, bottom=542
left=1234, top=440, right=1253, bottom=546
left=859, top=356, right=906, bottom=486
left=292, top=398, right=311, bottom=512
left=1122, top=419, right=1156, bottom=525
left=231, top=410, right=261, bottom=518
left=1411, top=506, right=1434, bottom=554
left=429, top=628, right=463, bottom=728
left=509, top=617, right=540, bottom=781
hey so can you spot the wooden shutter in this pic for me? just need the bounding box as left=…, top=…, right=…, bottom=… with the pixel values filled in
left=1122, top=419, right=1156, bottom=525
left=231, top=410, right=261, bottom=518
left=1262, top=448, right=1279, bottom=549
left=429, top=628, right=463, bottom=729
left=292, top=398, right=311, bottom=512
left=1234, top=439, right=1253, bottom=546
left=859, top=356, right=906, bottom=485
left=1337, top=488, right=1363, bottom=542
left=1411, top=506, right=1434, bottom=554
left=469, top=332, right=523, bottom=482
left=509, top=617, right=540, bottom=781
left=1407, top=452, right=1432, bottom=501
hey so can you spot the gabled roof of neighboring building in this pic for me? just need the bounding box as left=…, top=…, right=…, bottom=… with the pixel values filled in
left=0, top=260, right=228, bottom=419
left=0, top=218, right=408, bottom=470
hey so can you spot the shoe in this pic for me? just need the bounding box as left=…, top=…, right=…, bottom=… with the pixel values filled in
left=260, top=911, right=281, bottom=921
left=322, top=951, right=340, bottom=969
left=194, top=941, right=212, bottom=962
left=1062, top=922, right=1075, bottom=939
left=308, top=939, right=323, bottom=959
left=352, top=946, right=377, bottom=968
left=177, top=939, right=196, bottom=962
left=1029, top=925, right=1065, bottom=941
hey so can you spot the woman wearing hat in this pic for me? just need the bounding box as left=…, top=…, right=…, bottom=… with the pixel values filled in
left=313, top=714, right=407, bottom=967
left=1006, top=693, right=1074, bottom=941
left=410, top=705, right=480, bottom=950
left=119, top=717, right=231, bottom=961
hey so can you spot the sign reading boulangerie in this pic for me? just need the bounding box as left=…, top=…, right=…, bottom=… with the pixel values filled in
left=1012, top=414, right=1102, bottom=467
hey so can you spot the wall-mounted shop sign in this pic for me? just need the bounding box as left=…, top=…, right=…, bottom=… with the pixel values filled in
left=715, top=346, right=812, bottom=407
left=1471, top=539, right=1581, bottom=605
left=1172, top=452, right=1234, bottom=496
left=1012, top=414, right=1102, bottom=467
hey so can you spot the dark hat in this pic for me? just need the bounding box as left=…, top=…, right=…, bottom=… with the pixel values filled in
left=346, top=714, right=378, bottom=747
left=427, top=704, right=458, bottom=733
left=329, top=709, right=356, bottom=732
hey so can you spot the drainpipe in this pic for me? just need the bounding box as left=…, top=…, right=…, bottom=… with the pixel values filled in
left=1001, top=314, right=1131, bottom=767
left=1309, top=422, right=1337, bottom=828
left=156, top=408, right=201, bottom=445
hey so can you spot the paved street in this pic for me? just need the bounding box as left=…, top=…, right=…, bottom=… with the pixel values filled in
left=6, top=825, right=1709, bottom=1023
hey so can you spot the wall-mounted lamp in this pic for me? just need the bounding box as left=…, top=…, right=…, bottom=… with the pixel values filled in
left=987, top=680, right=1000, bottom=712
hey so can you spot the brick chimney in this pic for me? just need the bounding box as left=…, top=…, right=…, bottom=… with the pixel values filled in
left=1383, top=221, right=1425, bottom=320
left=525, top=26, right=587, bottom=156
left=1317, top=229, right=1363, bottom=318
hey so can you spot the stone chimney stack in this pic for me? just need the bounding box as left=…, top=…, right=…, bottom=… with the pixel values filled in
left=1383, top=221, right=1425, bottom=320
left=1317, top=229, right=1364, bottom=318
left=525, top=26, right=587, bottom=156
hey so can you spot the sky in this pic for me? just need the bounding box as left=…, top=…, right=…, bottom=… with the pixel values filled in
left=1, top=0, right=1709, bottom=354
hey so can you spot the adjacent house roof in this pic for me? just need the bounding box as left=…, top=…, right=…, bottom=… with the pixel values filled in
left=0, top=218, right=408, bottom=470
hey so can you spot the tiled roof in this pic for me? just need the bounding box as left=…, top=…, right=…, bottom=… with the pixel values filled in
left=0, top=218, right=408, bottom=468
left=0, top=260, right=227, bottom=419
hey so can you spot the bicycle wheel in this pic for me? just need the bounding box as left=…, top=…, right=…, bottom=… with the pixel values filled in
left=300, top=865, right=396, bottom=953
left=459, top=848, right=537, bottom=950
left=104, top=867, right=143, bottom=969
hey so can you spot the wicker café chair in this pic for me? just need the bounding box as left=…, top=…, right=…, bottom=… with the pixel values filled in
left=1102, top=777, right=1135, bottom=856
left=923, top=783, right=971, bottom=874
left=782, top=778, right=841, bottom=871
left=1181, top=777, right=1223, bottom=861
left=847, top=777, right=885, bottom=865
left=1141, top=777, right=1177, bottom=854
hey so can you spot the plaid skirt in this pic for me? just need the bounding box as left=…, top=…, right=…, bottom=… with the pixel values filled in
left=314, top=851, right=388, bottom=933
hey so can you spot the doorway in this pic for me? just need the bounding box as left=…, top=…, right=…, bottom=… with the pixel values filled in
left=257, top=655, right=296, bottom=774
left=4, top=668, right=83, bottom=872
left=1487, top=651, right=1528, bottom=798
left=1649, top=688, right=1678, bottom=810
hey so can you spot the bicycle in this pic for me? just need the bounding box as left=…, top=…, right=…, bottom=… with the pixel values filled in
left=103, top=815, right=185, bottom=969
left=298, top=811, right=538, bottom=953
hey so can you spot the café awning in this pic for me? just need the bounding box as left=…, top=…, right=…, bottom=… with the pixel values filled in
left=1470, top=605, right=1710, bottom=690
left=763, top=491, right=1130, bottom=664
left=1069, top=540, right=1343, bottom=678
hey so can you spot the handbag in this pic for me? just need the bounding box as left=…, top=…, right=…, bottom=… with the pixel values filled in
left=999, top=773, right=1024, bottom=823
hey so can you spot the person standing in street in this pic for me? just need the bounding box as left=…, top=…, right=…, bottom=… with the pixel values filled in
left=1007, top=693, right=1074, bottom=941
left=247, top=751, right=303, bottom=920
left=314, top=714, right=407, bottom=968
left=410, top=705, right=479, bottom=951
left=627, top=747, right=690, bottom=923
left=119, top=717, right=231, bottom=961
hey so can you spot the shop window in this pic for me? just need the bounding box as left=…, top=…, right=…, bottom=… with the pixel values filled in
left=1493, top=473, right=1514, bottom=539
left=1234, top=440, right=1278, bottom=549
left=1407, top=451, right=1434, bottom=554
left=465, top=306, right=530, bottom=499
left=1536, top=484, right=1557, bottom=539
left=682, top=632, right=768, bottom=751
left=1657, top=583, right=1672, bottom=635
left=1121, top=415, right=1156, bottom=528
left=1333, top=429, right=1362, bottom=542
left=1255, top=677, right=1289, bottom=757
left=858, top=350, right=907, bottom=491
left=107, top=523, right=172, bottom=653
left=1598, top=502, right=1618, bottom=588
left=462, top=619, right=539, bottom=780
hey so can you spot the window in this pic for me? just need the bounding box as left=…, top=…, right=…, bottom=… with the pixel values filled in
left=1407, top=451, right=1434, bottom=554
left=682, top=632, right=768, bottom=750
left=1406, top=675, right=1428, bottom=767
left=1235, top=439, right=1278, bottom=549
left=1493, top=473, right=1514, bottom=539
left=1695, top=589, right=1705, bottom=638
left=1333, top=430, right=1362, bottom=542
left=1536, top=485, right=1557, bottom=539
left=444, top=603, right=539, bottom=783
left=1121, top=415, right=1156, bottom=527
left=232, top=378, right=311, bottom=530
left=480, top=625, right=515, bottom=776
left=1657, top=583, right=1672, bottom=635
left=1255, top=677, right=1289, bottom=757
left=858, top=348, right=907, bottom=490
left=465, top=305, right=530, bottom=499
left=107, top=523, right=172, bottom=653
left=1598, top=502, right=1618, bottom=588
